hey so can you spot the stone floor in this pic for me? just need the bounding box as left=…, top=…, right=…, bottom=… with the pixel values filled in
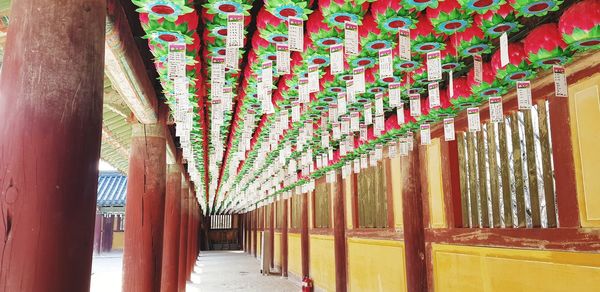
left=187, top=250, right=299, bottom=292
left=89, top=250, right=299, bottom=292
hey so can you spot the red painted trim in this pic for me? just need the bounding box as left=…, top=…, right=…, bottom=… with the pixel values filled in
left=282, top=199, right=289, bottom=277
left=440, top=140, right=463, bottom=227
left=334, top=173, right=348, bottom=292
left=419, top=146, right=431, bottom=229
left=301, top=192, right=310, bottom=277
left=426, top=228, right=600, bottom=252
left=351, top=173, right=360, bottom=229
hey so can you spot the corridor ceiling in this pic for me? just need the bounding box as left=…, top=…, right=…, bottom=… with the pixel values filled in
left=125, top=0, right=599, bottom=215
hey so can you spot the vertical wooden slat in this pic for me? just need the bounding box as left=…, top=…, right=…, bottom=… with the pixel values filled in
left=486, top=123, right=501, bottom=227
left=537, top=101, right=557, bottom=227
left=385, top=157, right=395, bottom=228
left=376, top=162, right=386, bottom=228
left=510, top=114, right=527, bottom=227
left=497, top=120, right=514, bottom=228
left=524, top=110, right=541, bottom=227
left=466, top=132, right=480, bottom=227
left=457, top=133, right=470, bottom=227
left=358, top=170, right=365, bottom=227
left=477, top=130, right=490, bottom=227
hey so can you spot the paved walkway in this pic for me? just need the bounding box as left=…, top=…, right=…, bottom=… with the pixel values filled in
left=186, top=250, right=299, bottom=292
left=90, top=251, right=123, bottom=292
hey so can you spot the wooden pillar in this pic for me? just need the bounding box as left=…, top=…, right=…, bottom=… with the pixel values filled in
left=177, top=180, right=190, bottom=291
left=281, top=199, right=289, bottom=277
left=160, top=162, right=182, bottom=292
left=269, top=204, right=275, bottom=268
left=186, top=190, right=195, bottom=280
left=102, top=216, right=114, bottom=252
left=94, top=214, right=103, bottom=254
left=253, top=210, right=258, bottom=257
left=122, top=121, right=167, bottom=292
left=401, top=145, right=428, bottom=292
left=334, top=174, right=348, bottom=292
left=0, top=0, right=106, bottom=290
left=548, top=96, right=580, bottom=227
left=301, top=192, right=310, bottom=277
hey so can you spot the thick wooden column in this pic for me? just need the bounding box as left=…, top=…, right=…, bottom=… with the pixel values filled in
left=301, top=192, right=310, bottom=277
left=0, top=0, right=106, bottom=290
left=281, top=199, right=289, bottom=277
left=94, top=214, right=104, bottom=254
left=334, top=174, right=348, bottom=292
left=186, top=194, right=195, bottom=279
left=177, top=181, right=190, bottom=291
left=269, top=204, right=275, bottom=268
left=160, top=162, right=182, bottom=292
left=253, top=210, right=258, bottom=257
left=122, top=122, right=167, bottom=292
left=401, top=144, right=428, bottom=292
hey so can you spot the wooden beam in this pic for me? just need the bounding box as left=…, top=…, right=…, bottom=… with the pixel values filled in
left=334, top=172, right=348, bottom=292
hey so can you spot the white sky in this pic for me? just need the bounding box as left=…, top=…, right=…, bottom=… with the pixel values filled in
left=99, top=159, right=116, bottom=171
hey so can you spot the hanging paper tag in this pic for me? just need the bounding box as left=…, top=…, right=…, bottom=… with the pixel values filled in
left=353, top=158, right=360, bottom=173
left=489, top=96, right=503, bottom=123
left=262, top=61, right=273, bottom=88
left=344, top=22, right=359, bottom=56
left=308, top=65, right=319, bottom=93
left=346, top=80, right=356, bottom=104
left=388, top=142, right=398, bottom=158
left=353, top=67, right=366, bottom=94
left=467, top=107, right=481, bottom=132
left=378, top=48, right=393, bottom=78
left=364, top=104, right=373, bottom=125
left=426, top=51, right=442, bottom=81
left=321, top=132, right=330, bottom=148
left=361, top=154, right=368, bottom=169
left=337, top=93, right=347, bottom=117
left=374, top=115, right=384, bottom=137
left=332, top=122, right=341, bottom=140
left=329, top=103, right=338, bottom=122
left=292, top=102, right=300, bottom=122
left=168, top=43, right=186, bottom=80
left=370, top=150, right=377, bottom=167
left=443, top=118, right=455, bottom=141
left=428, top=81, right=440, bottom=108
left=420, top=124, right=431, bottom=145
left=341, top=116, right=350, bottom=135
left=211, top=56, right=225, bottom=83
left=409, top=94, right=421, bottom=117
left=350, top=111, right=359, bottom=132
left=375, top=93, right=384, bottom=116
left=398, top=29, right=411, bottom=61
left=448, top=70, right=454, bottom=98
left=226, top=13, right=244, bottom=48
left=212, top=99, right=223, bottom=126
left=226, top=47, right=239, bottom=70
left=407, top=131, right=414, bottom=151
left=359, top=124, right=367, bottom=141
left=553, top=65, right=567, bottom=97
left=397, top=103, right=405, bottom=124
left=330, top=44, right=344, bottom=74
left=298, top=77, right=309, bottom=103
left=288, top=17, right=304, bottom=52
left=516, top=81, right=532, bottom=110
left=222, top=86, right=232, bottom=111
left=375, top=145, right=383, bottom=161
left=389, top=82, right=401, bottom=107
left=500, top=32, right=509, bottom=67
left=280, top=110, right=289, bottom=130
left=399, top=137, right=409, bottom=156
left=473, top=54, right=483, bottom=84
left=276, top=43, right=290, bottom=74
left=212, top=80, right=223, bottom=100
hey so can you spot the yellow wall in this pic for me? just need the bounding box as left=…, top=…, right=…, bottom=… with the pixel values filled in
left=432, top=244, right=600, bottom=292
left=427, top=139, right=447, bottom=228
left=274, top=232, right=281, bottom=267
left=309, top=234, right=335, bottom=291
left=288, top=233, right=302, bottom=277
left=257, top=231, right=262, bottom=258
left=569, top=72, right=600, bottom=227
left=112, top=231, right=124, bottom=250
left=390, top=156, right=404, bottom=229
left=347, top=238, right=407, bottom=292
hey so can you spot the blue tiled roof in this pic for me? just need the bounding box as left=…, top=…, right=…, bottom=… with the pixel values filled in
left=97, top=172, right=127, bottom=207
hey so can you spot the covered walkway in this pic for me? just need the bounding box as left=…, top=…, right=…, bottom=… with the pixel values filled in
left=187, top=251, right=299, bottom=292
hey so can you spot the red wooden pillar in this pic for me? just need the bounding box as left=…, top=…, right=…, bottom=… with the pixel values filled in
left=186, top=194, right=195, bottom=279
left=102, top=216, right=115, bottom=252
left=253, top=210, right=258, bottom=257
left=122, top=121, right=167, bottom=292
left=0, top=0, right=106, bottom=289
left=401, top=144, right=428, bottom=292
left=281, top=199, right=289, bottom=277
left=334, top=173, right=348, bottom=292
left=301, top=192, right=310, bottom=277
left=94, top=214, right=103, bottom=254
left=160, top=162, right=182, bottom=292
left=269, top=204, right=275, bottom=268
left=177, top=181, right=190, bottom=291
